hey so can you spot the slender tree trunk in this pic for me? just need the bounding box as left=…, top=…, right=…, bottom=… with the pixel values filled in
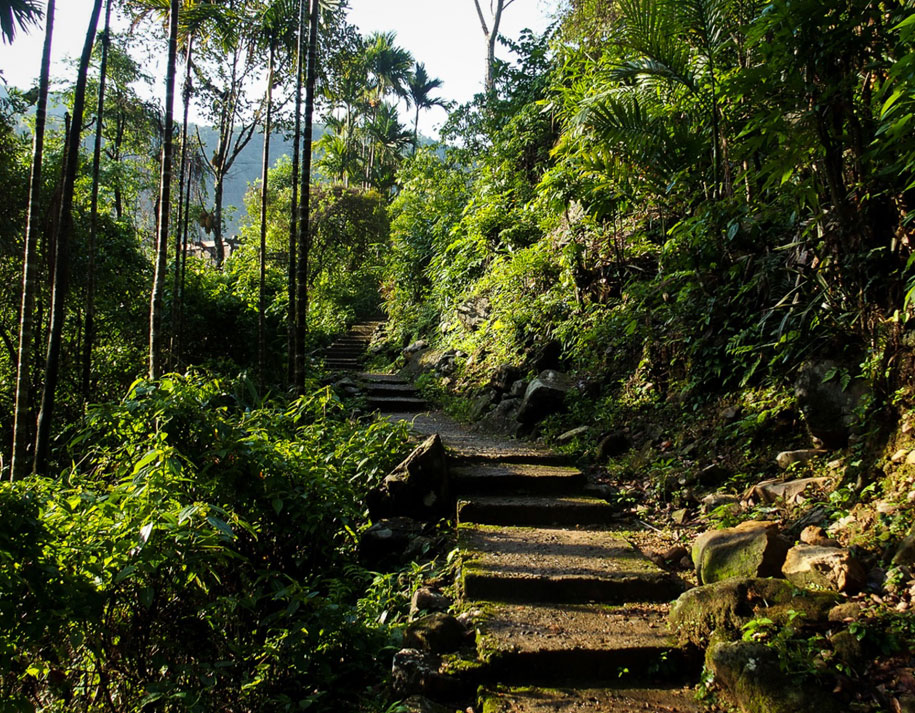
left=258, top=44, right=275, bottom=391
left=295, top=0, right=319, bottom=392
left=35, top=0, right=104, bottom=473
left=413, top=104, right=420, bottom=153
left=170, top=38, right=194, bottom=369
left=82, top=0, right=112, bottom=403
left=11, top=0, right=56, bottom=480
left=288, top=0, right=304, bottom=385
left=148, top=0, right=180, bottom=380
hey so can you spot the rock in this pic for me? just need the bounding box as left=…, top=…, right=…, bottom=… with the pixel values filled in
left=670, top=578, right=839, bottom=647
left=557, top=425, right=589, bottom=443
left=892, top=530, right=915, bottom=567
left=489, top=364, right=521, bottom=393
left=404, top=613, right=468, bottom=654
left=596, top=431, right=631, bottom=460
left=800, top=525, right=840, bottom=548
left=782, top=544, right=867, bottom=593
left=708, top=640, right=840, bottom=713
left=776, top=449, right=827, bottom=470
left=692, top=521, right=790, bottom=584
left=698, top=463, right=730, bottom=486
left=748, top=476, right=832, bottom=504
left=480, top=397, right=522, bottom=436
left=366, top=435, right=450, bottom=521
left=672, top=508, right=689, bottom=525
left=892, top=449, right=911, bottom=464
left=654, top=545, right=689, bottom=565
left=410, top=587, right=452, bottom=616
left=470, top=392, right=497, bottom=420
left=433, top=351, right=457, bottom=376
left=906, top=451, right=915, bottom=466
left=515, top=370, right=573, bottom=426
left=795, top=360, right=868, bottom=449
left=391, top=649, right=461, bottom=699
left=828, top=601, right=862, bottom=622
left=455, top=296, right=490, bottom=331
left=360, top=517, right=427, bottom=569
left=721, top=405, right=742, bottom=422
left=403, top=340, right=429, bottom=357
left=701, top=493, right=740, bottom=513
left=829, top=629, right=863, bottom=665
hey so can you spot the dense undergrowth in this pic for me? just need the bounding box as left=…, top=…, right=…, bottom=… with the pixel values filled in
left=1, top=372, right=414, bottom=712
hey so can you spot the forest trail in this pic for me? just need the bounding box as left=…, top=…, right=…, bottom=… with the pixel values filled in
left=330, top=324, right=702, bottom=712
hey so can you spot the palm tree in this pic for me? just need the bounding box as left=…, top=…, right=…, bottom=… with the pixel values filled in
left=0, top=0, right=42, bottom=43
left=35, top=0, right=105, bottom=472
left=10, top=0, right=54, bottom=479
left=148, top=0, right=180, bottom=379
left=406, top=62, right=445, bottom=152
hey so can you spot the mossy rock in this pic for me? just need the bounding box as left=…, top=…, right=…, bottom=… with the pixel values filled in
left=707, top=640, right=839, bottom=713
left=692, top=521, right=790, bottom=584
left=669, top=577, right=839, bottom=647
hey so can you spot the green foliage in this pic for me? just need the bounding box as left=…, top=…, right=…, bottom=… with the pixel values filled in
left=0, top=372, right=410, bottom=712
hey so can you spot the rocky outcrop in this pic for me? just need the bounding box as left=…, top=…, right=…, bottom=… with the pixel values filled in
left=782, top=544, right=866, bottom=593
left=516, top=370, right=573, bottom=426
left=367, top=435, right=450, bottom=521
left=456, top=297, right=491, bottom=331
left=404, top=613, right=469, bottom=654
left=692, top=521, right=790, bottom=584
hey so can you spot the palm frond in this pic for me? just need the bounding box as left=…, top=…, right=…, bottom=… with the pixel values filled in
left=0, top=0, right=42, bottom=43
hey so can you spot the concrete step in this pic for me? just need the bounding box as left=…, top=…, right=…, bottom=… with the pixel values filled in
left=451, top=463, right=585, bottom=496
left=460, top=525, right=683, bottom=604
left=472, top=601, right=692, bottom=685
left=457, top=496, right=614, bottom=527
left=367, top=396, right=427, bottom=412
left=479, top=685, right=700, bottom=712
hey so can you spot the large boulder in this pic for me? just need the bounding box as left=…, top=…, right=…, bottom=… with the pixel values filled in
left=366, top=435, right=450, bottom=521
left=782, top=544, right=867, bottom=593
left=669, top=577, right=839, bottom=647
left=515, top=370, right=573, bottom=426
left=692, top=521, right=790, bottom=584
left=795, top=360, right=868, bottom=449
left=707, top=640, right=840, bottom=713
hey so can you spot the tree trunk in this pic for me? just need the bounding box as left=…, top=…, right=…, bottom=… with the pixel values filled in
left=258, top=43, right=275, bottom=390
left=11, top=0, right=56, bottom=480
left=170, top=37, right=194, bottom=370
left=82, top=0, right=112, bottom=403
left=35, top=0, right=104, bottom=473
left=288, top=0, right=303, bottom=385
left=148, top=0, right=180, bottom=380
left=295, top=0, right=319, bottom=392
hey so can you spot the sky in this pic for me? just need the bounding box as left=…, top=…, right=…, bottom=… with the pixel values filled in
left=0, top=0, right=558, bottom=137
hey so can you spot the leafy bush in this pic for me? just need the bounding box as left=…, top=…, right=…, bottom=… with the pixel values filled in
left=0, top=372, right=410, bottom=712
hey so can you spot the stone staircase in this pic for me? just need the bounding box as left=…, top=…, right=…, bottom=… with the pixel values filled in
left=397, top=412, right=701, bottom=712
left=322, top=322, right=426, bottom=413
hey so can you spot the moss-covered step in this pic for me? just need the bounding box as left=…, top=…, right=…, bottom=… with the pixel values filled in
left=452, top=463, right=585, bottom=496
left=457, top=496, right=614, bottom=527
left=471, top=601, right=694, bottom=684
left=460, top=525, right=683, bottom=603
left=479, top=685, right=699, bottom=713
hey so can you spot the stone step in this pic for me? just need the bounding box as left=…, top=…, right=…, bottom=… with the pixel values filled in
left=457, top=496, right=614, bottom=527
left=367, top=396, right=427, bottom=412
left=325, top=358, right=363, bottom=366
left=451, top=463, right=585, bottom=496
left=479, top=685, right=700, bottom=712
left=326, top=347, right=366, bottom=356
left=365, top=382, right=418, bottom=396
left=358, top=372, right=408, bottom=384
left=472, top=601, right=692, bottom=685
left=460, top=525, right=683, bottom=604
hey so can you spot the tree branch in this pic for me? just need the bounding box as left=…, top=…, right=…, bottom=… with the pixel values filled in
left=473, top=0, right=490, bottom=36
